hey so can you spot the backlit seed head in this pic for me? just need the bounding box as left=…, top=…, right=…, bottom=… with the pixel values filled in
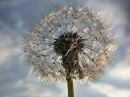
left=21, top=7, right=117, bottom=84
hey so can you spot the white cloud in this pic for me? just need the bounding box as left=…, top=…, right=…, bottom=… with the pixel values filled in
left=0, top=14, right=24, bottom=65
left=0, top=34, right=18, bottom=64
left=91, top=83, right=130, bottom=97
left=109, top=62, right=130, bottom=81
left=11, top=78, right=67, bottom=97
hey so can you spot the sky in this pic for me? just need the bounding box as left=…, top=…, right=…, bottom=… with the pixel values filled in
left=0, top=0, right=130, bottom=97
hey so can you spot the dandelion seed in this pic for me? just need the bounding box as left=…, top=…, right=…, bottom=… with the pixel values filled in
left=21, top=6, right=117, bottom=97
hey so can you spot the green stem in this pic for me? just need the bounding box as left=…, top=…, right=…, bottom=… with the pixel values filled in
left=67, top=78, right=74, bottom=97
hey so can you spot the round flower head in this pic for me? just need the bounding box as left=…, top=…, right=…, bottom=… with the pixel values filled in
left=21, top=7, right=116, bottom=84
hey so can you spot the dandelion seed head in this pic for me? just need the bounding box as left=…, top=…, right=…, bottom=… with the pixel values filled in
left=21, top=7, right=117, bottom=84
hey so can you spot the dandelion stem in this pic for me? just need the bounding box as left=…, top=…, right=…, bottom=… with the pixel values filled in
left=67, top=78, right=74, bottom=97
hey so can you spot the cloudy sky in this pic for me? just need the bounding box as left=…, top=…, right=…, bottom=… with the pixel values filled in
left=0, top=0, right=130, bottom=97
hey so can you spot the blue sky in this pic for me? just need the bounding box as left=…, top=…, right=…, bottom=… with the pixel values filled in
left=0, top=0, right=130, bottom=97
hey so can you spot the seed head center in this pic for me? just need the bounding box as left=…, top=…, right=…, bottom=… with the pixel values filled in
left=53, top=32, right=84, bottom=55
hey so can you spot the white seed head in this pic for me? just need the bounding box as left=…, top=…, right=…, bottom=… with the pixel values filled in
left=21, top=7, right=117, bottom=84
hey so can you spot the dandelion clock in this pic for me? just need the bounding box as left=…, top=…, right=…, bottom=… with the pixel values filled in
left=21, top=7, right=117, bottom=97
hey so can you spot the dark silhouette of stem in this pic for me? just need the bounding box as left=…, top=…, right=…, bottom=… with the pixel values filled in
left=67, top=78, right=74, bottom=97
